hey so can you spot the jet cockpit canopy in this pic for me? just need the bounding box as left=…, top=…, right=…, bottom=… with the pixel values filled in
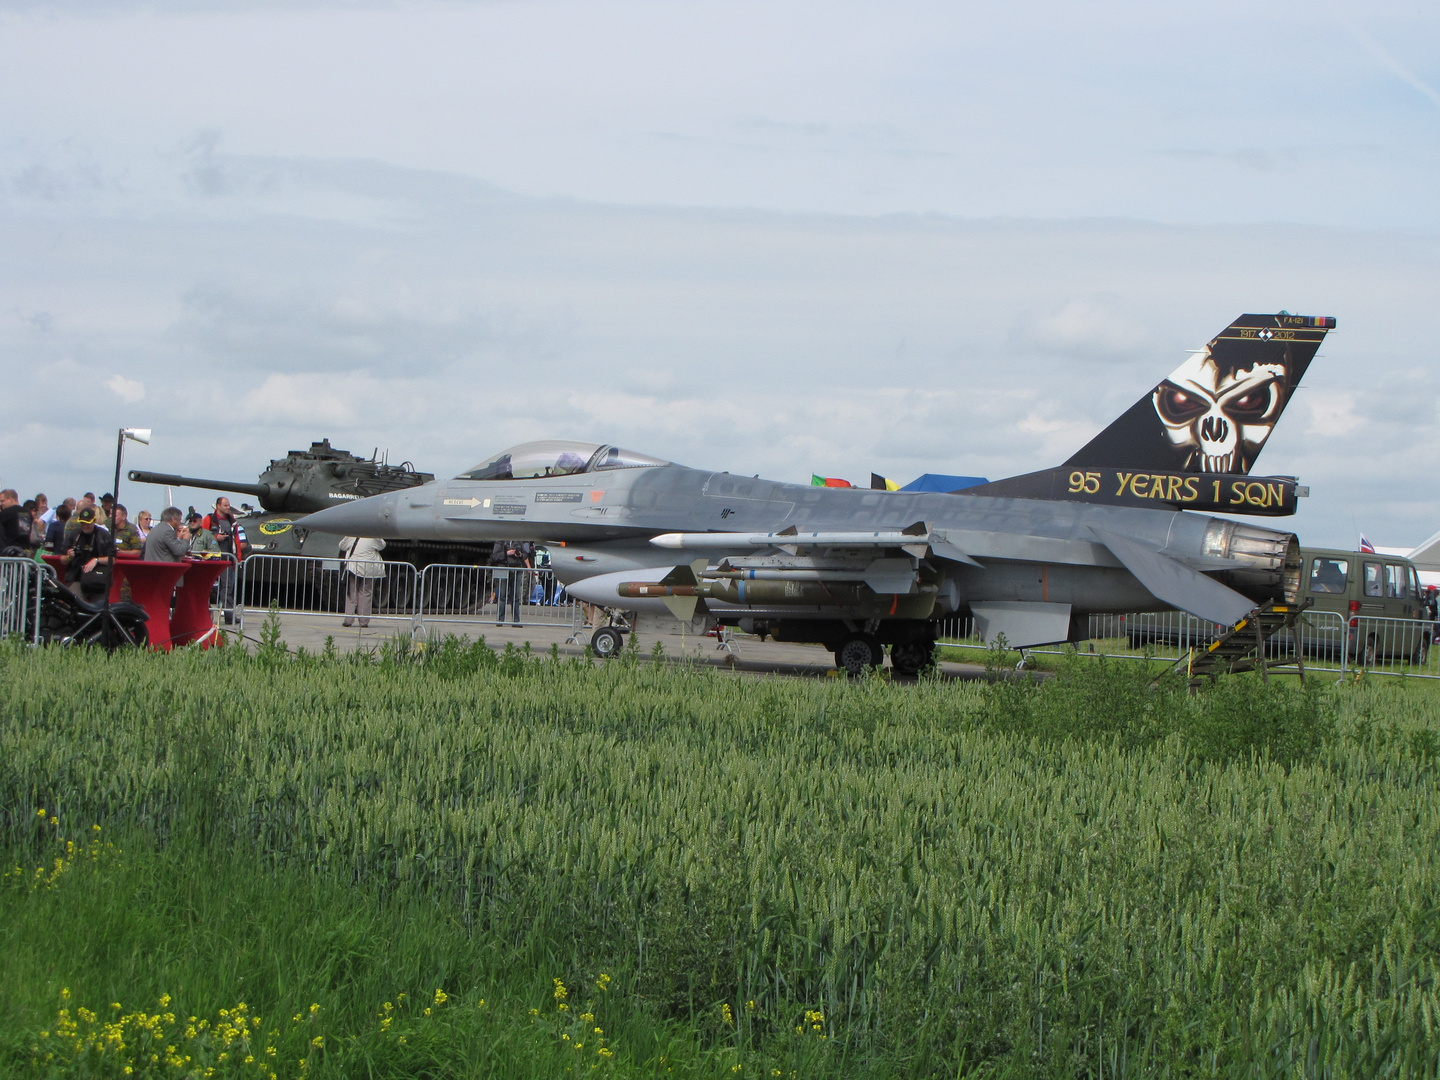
left=456, top=440, right=671, bottom=481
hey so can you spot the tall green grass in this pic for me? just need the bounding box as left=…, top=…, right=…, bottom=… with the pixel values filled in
left=3, top=636, right=1439, bottom=1077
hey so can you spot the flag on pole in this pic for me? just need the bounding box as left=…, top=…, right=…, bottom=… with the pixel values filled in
left=870, top=473, right=901, bottom=492
left=1359, top=534, right=1375, bottom=553
left=811, top=474, right=852, bottom=488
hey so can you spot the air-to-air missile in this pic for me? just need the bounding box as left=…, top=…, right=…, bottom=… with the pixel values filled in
left=298, top=313, right=1334, bottom=674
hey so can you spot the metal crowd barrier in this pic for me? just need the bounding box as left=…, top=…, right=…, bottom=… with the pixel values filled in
left=415, top=564, right=577, bottom=632
left=235, top=555, right=580, bottom=636
left=238, top=553, right=422, bottom=631
left=0, top=556, right=44, bottom=645
left=1345, top=614, right=1440, bottom=678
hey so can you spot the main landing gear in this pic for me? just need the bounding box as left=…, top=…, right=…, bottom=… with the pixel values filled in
left=889, top=640, right=936, bottom=677
left=830, top=627, right=937, bottom=677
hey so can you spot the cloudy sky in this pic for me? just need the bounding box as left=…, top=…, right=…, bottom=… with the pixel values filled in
left=2, top=0, right=1437, bottom=548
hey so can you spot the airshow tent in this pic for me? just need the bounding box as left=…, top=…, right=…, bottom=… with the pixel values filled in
left=900, top=473, right=988, bottom=493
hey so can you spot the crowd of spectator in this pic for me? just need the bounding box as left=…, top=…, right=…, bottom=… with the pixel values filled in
left=1, top=486, right=245, bottom=615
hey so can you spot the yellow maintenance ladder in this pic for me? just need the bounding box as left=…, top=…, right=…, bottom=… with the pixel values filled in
left=1167, top=598, right=1313, bottom=689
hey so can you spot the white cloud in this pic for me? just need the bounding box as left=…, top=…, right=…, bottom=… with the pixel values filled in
left=1010, top=299, right=1149, bottom=361
left=105, top=373, right=145, bottom=402
left=1302, top=390, right=1363, bottom=438
left=239, top=372, right=371, bottom=426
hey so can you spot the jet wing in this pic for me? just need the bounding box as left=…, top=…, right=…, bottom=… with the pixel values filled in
left=1090, top=528, right=1254, bottom=627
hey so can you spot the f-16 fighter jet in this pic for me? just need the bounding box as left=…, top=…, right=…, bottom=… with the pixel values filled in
left=302, top=312, right=1333, bottom=673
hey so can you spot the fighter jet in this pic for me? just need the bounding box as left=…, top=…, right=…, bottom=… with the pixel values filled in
left=301, top=312, right=1333, bottom=674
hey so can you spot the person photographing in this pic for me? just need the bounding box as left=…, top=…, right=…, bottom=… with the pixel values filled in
left=61, top=506, right=114, bottom=598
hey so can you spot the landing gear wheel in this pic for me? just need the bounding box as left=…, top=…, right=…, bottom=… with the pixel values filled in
left=591, top=625, right=624, bottom=658
left=889, top=640, right=935, bottom=677
left=834, top=633, right=882, bottom=676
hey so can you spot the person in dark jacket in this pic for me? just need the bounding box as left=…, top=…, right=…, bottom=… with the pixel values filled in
left=0, top=489, right=30, bottom=554
left=45, top=504, right=71, bottom=552
left=61, top=507, right=114, bottom=598
left=490, top=540, right=533, bottom=627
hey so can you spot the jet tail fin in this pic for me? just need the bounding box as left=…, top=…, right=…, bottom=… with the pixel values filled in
left=963, top=313, right=1333, bottom=515
left=1064, top=312, right=1334, bottom=474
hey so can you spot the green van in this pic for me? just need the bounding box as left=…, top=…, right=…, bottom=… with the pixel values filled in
left=1299, top=547, right=1432, bottom=664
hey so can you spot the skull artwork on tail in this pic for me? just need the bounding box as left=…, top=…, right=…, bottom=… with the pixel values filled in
left=1152, top=349, right=1288, bottom=472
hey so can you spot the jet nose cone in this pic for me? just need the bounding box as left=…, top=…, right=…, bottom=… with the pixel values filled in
left=300, top=490, right=406, bottom=538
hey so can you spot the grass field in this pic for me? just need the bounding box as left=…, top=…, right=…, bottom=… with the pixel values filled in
left=3, top=630, right=1439, bottom=1078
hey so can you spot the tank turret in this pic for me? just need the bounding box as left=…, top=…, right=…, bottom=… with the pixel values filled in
left=126, top=439, right=489, bottom=569
left=129, top=439, right=434, bottom=514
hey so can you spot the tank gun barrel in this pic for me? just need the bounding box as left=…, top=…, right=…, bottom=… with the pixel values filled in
left=128, top=470, right=271, bottom=502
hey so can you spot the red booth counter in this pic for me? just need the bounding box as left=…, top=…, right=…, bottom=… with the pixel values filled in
left=110, top=560, right=190, bottom=650
left=169, top=558, right=229, bottom=648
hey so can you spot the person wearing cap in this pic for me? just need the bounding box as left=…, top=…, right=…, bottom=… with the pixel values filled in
left=188, top=512, right=220, bottom=554
left=143, top=507, right=190, bottom=563
left=61, top=506, right=114, bottom=598
left=99, top=493, right=115, bottom=528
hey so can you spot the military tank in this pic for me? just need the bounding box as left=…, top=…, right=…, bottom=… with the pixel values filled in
left=129, top=439, right=493, bottom=611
